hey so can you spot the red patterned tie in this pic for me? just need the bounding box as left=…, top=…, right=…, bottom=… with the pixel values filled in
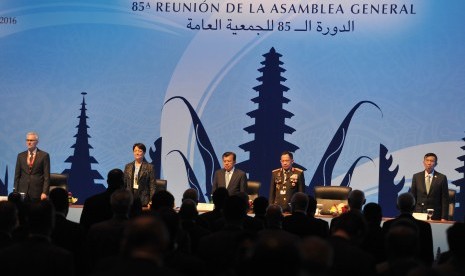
left=28, top=151, right=34, bottom=173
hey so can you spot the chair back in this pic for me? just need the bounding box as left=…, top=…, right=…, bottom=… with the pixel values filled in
left=155, top=179, right=168, bottom=193
left=247, top=181, right=261, bottom=201
left=49, top=173, right=68, bottom=192
left=448, top=189, right=456, bottom=221
left=314, top=185, right=352, bottom=215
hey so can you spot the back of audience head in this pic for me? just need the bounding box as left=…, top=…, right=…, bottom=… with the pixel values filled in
left=27, top=200, right=55, bottom=236
left=49, top=187, right=69, bottom=216
left=331, top=211, right=367, bottom=244
left=179, top=198, right=198, bottom=221
left=150, top=190, right=175, bottom=211
left=212, top=187, right=229, bottom=209
left=8, top=191, right=26, bottom=224
left=248, top=233, right=302, bottom=276
left=236, top=191, right=250, bottom=209
left=300, top=236, right=333, bottom=274
left=182, top=188, right=199, bottom=205
left=223, top=195, right=247, bottom=223
left=348, top=189, right=366, bottom=211
left=385, top=218, right=419, bottom=260
left=306, top=195, right=317, bottom=216
left=397, top=192, right=415, bottom=213
left=252, top=196, right=268, bottom=216
left=110, top=189, right=133, bottom=217
left=265, top=204, right=284, bottom=229
left=0, top=201, right=18, bottom=234
left=447, top=222, right=465, bottom=258
left=290, top=192, right=308, bottom=214
left=8, top=191, right=22, bottom=204
left=107, top=168, right=125, bottom=191
left=363, top=202, right=382, bottom=226
left=120, top=215, right=170, bottom=265
left=152, top=207, right=180, bottom=251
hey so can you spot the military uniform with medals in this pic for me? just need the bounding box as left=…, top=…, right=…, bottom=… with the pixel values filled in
left=269, top=167, right=305, bottom=212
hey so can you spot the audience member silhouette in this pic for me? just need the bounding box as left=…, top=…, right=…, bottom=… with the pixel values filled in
left=435, top=222, right=465, bottom=275
left=283, top=192, right=311, bottom=237
left=361, top=202, right=386, bottom=264
left=377, top=219, right=424, bottom=276
left=155, top=206, right=206, bottom=276
left=251, top=196, right=268, bottom=227
left=197, top=195, right=252, bottom=276
left=0, top=201, right=18, bottom=249
left=182, top=188, right=199, bottom=204
left=300, top=236, right=333, bottom=276
left=264, top=204, right=285, bottom=229
left=150, top=190, right=175, bottom=211
left=0, top=200, right=75, bottom=275
left=199, top=187, right=229, bottom=231
left=328, top=211, right=375, bottom=276
left=49, top=187, right=84, bottom=272
left=306, top=195, right=330, bottom=238
left=85, top=189, right=133, bottom=272
left=92, top=214, right=180, bottom=276
left=246, top=231, right=303, bottom=276
left=179, top=198, right=210, bottom=253
left=80, top=168, right=125, bottom=231
left=382, top=192, right=434, bottom=266
left=8, top=191, right=28, bottom=242
left=330, top=189, right=366, bottom=233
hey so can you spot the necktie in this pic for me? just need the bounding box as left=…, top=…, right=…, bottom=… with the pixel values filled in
left=425, top=175, right=431, bottom=194
left=225, top=171, right=231, bottom=188
left=28, top=151, right=34, bottom=172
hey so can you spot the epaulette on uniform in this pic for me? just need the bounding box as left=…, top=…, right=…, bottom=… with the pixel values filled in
left=293, top=167, right=303, bottom=172
left=272, top=168, right=281, bottom=173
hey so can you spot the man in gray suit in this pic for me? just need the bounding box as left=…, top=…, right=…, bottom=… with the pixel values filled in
left=212, top=152, right=248, bottom=196
left=410, top=152, right=449, bottom=221
left=14, top=132, right=50, bottom=201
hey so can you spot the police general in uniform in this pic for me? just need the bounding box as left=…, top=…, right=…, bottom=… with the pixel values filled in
left=269, top=151, right=305, bottom=212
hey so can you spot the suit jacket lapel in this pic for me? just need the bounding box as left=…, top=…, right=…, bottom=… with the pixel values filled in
left=228, top=170, right=236, bottom=186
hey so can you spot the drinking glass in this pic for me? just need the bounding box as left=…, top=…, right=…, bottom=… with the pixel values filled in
left=427, top=209, right=434, bottom=220
left=316, top=203, right=323, bottom=216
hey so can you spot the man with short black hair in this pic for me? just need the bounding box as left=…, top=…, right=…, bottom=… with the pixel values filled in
left=270, top=151, right=305, bottom=212
left=410, top=152, right=449, bottom=221
left=212, top=151, right=248, bottom=196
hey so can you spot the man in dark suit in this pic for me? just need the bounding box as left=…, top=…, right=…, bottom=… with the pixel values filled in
left=283, top=192, right=327, bottom=238
left=410, top=152, right=449, bottom=221
left=382, top=192, right=434, bottom=266
left=80, top=168, right=124, bottom=231
left=269, top=151, right=305, bottom=212
left=14, top=132, right=50, bottom=201
left=212, top=152, right=247, bottom=196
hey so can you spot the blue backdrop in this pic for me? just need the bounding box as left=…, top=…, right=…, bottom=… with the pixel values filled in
left=1, top=0, right=464, bottom=219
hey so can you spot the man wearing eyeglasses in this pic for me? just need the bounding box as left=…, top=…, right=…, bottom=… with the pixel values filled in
left=14, top=132, right=50, bottom=201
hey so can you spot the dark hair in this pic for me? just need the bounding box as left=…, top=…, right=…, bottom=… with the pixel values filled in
left=107, top=168, right=124, bottom=190
left=151, top=190, right=175, bottom=211
left=49, top=187, right=69, bottom=213
left=212, top=187, right=229, bottom=209
left=281, top=151, right=293, bottom=159
left=0, top=201, right=18, bottom=233
left=222, top=151, right=236, bottom=161
left=133, top=143, right=146, bottom=153
left=253, top=196, right=269, bottom=216
left=363, top=202, right=383, bottom=225
left=182, top=188, right=199, bottom=204
left=424, top=153, right=437, bottom=163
